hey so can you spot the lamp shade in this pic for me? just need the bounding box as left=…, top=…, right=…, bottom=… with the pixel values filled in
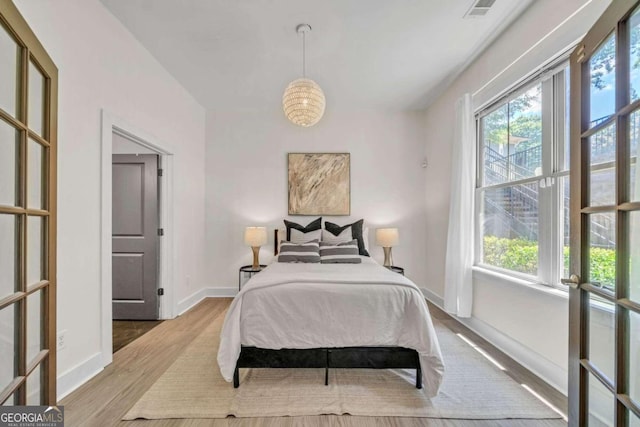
left=282, top=78, right=326, bottom=127
left=244, top=227, right=267, bottom=247
left=375, top=228, right=399, bottom=247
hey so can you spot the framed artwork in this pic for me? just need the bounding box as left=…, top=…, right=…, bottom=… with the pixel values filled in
left=288, top=153, right=350, bottom=215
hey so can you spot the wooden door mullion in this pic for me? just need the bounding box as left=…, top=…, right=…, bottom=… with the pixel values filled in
left=579, top=49, right=592, bottom=427
left=12, top=40, right=27, bottom=406
left=615, top=13, right=633, bottom=427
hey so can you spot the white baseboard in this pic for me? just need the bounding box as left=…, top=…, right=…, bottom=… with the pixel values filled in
left=423, top=291, right=568, bottom=396
left=207, top=287, right=239, bottom=298
left=420, top=287, right=444, bottom=307
left=177, top=288, right=209, bottom=315
left=57, top=352, right=103, bottom=401
left=177, top=287, right=238, bottom=315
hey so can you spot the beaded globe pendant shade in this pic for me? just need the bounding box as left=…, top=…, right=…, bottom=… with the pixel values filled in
left=283, top=24, right=326, bottom=127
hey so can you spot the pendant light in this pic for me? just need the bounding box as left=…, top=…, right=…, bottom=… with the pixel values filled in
left=282, top=24, right=326, bottom=127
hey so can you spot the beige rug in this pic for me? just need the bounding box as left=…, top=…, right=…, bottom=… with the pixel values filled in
left=123, top=311, right=561, bottom=420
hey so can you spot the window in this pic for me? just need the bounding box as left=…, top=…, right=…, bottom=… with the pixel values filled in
left=476, top=64, right=570, bottom=286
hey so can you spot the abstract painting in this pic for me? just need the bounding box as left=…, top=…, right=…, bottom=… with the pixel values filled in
left=288, top=153, right=350, bottom=215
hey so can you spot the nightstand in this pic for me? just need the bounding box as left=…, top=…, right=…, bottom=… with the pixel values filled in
left=238, top=265, right=266, bottom=290
left=385, top=266, right=404, bottom=276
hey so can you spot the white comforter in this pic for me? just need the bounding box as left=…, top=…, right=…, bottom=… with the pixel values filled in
left=217, top=257, right=445, bottom=397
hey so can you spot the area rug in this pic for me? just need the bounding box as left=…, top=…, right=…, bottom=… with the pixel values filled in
left=123, top=310, right=561, bottom=420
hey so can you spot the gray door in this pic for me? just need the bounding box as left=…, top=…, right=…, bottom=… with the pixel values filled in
left=112, top=154, right=159, bottom=320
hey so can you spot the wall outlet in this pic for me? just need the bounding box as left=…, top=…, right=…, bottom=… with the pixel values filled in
left=57, top=330, right=66, bottom=351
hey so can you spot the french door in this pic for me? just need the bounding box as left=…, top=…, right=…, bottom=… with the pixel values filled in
left=0, top=2, right=58, bottom=405
left=568, top=0, right=640, bottom=426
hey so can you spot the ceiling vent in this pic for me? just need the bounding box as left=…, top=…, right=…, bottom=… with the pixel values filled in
left=464, top=0, right=496, bottom=18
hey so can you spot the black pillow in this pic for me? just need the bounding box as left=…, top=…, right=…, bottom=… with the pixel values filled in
left=284, top=217, right=322, bottom=240
left=324, top=219, right=369, bottom=256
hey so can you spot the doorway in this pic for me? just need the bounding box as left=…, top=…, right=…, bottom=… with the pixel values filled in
left=111, top=133, right=164, bottom=352
left=100, top=112, right=175, bottom=366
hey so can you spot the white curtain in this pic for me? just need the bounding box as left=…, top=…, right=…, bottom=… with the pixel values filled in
left=444, top=93, right=475, bottom=318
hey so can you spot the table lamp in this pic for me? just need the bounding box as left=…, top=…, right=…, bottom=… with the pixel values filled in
left=376, top=228, right=399, bottom=267
left=244, top=227, right=267, bottom=269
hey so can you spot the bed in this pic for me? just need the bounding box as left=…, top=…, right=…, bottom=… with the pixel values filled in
left=217, top=233, right=445, bottom=397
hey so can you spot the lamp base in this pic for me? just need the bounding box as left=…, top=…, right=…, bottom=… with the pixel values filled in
left=251, top=246, right=260, bottom=270
left=383, top=247, right=393, bottom=267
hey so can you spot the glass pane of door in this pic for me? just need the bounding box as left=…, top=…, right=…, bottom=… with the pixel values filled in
left=0, top=23, right=19, bottom=118
left=590, top=33, right=616, bottom=125
left=630, top=7, right=640, bottom=103
left=28, top=139, right=43, bottom=210
left=0, top=118, right=19, bottom=207
left=0, top=305, right=15, bottom=392
left=590, top=123, right=616, bottom=207
left=631, top=211, right=640, bottom=304
left=589, top=297, right=615, bottom=382
left=631, top=110, right=640, bottom=202
left=27, top=290, right=42, bottom=363
left=588, top=371, right=614, bottom=426
left=26, top=364, right=41, bottom=405
left=27, top=216, right=43, bottom=285
left=0, top=214, right=17, bottom=300
left=589, top=213, right=616, bottom=290
left=630, top=310, right=640, bottom=407
left=28, top=61, right=45, bottom=137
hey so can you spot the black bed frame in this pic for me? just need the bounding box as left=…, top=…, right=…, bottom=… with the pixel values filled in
left=233, top=346, right=422, bottom=389
left=231, top=230, right=423, bottom=389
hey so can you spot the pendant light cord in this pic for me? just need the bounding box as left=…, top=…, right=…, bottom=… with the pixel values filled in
left=302, top=30, right=306, bottom=78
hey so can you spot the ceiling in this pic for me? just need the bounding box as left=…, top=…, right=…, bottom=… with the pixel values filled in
left=100, top=0, right=531, bottom=111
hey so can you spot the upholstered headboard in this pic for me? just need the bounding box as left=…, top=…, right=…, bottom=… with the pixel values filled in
left=274, top=229, right=284, bottom=256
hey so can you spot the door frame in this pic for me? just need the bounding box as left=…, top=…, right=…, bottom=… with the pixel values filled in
left=100, top=109, right=175, bottom=366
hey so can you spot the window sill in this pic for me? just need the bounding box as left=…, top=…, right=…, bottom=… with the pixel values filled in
left=472, top=266, right=569, bottom=300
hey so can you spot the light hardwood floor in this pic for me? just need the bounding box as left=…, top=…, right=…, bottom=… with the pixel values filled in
left=60, top=298, right=567, bottom=427
left=112, top=320, right=164, bottom=353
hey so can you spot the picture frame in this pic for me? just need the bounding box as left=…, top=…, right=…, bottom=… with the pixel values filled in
left=287, top=153, right=350, bottom=215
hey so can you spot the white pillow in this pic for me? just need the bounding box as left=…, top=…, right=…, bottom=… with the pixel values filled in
left=276, top=228, right=285, bottom=255
left=321, top=227, right=352, bottom=245
left=363, top=226, right=370, bottom=253
left=290, top=228, right=322, bottom=244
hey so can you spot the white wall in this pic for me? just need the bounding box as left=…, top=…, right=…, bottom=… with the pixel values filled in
left=422, top=0, right=610, bottom=395
left=112, top=132, right=157, bottom=155
left=206, top=108, right=428, bottom=290
left=14, top=0, right=207, bottom=399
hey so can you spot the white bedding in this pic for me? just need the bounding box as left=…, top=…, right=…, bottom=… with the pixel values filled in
left=217, top=257, right=445, bottom=397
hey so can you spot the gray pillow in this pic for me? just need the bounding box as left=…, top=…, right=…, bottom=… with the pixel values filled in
left=319, top=240, right=362, bottom=264
left=278, top=239, right=321, bottom=263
